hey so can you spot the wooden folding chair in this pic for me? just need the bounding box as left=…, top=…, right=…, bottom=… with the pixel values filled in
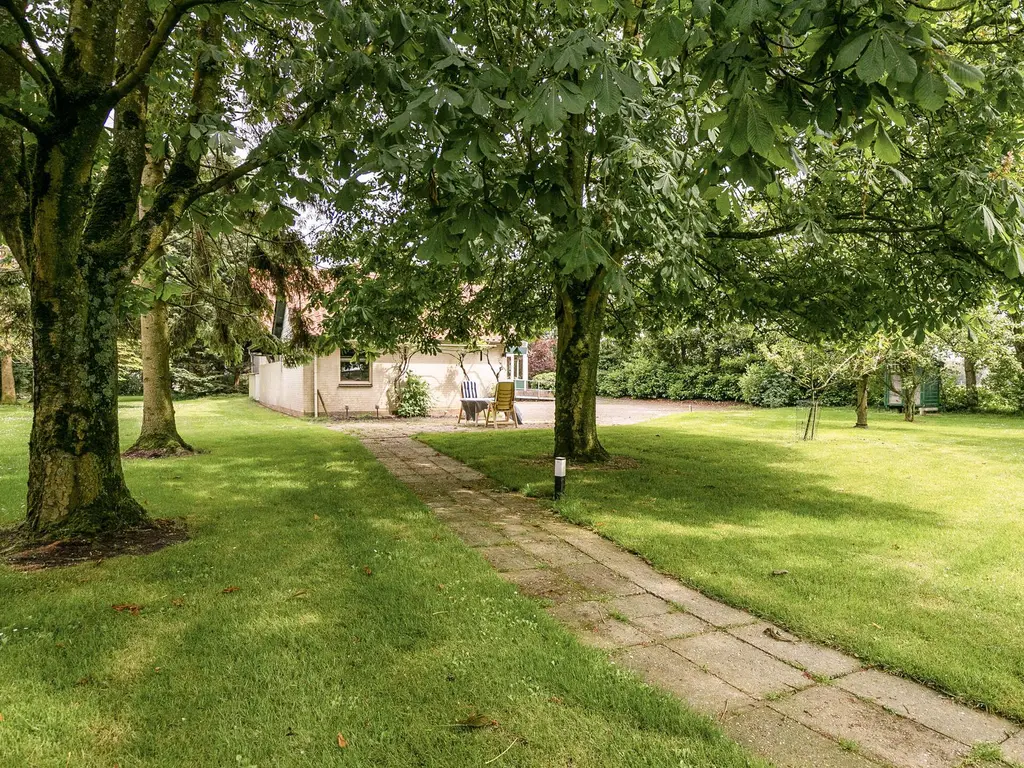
left=485, top=381, right=518, bottom=428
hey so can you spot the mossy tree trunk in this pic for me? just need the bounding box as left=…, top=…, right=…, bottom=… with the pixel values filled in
left=129, top=158, right=192, bottom=456
left=0, top=0, right=197, bottom=538
left=903, top=380, right=918, bottom=422
left=130, top=297, right=192, bottom=454
left=28, top=261, right=147, bottom=535
left=21, top=0, right=152, bottom=537
left=0, top=5, right=318, bottom=538
left=964, top=356, right=979, bottom=410
left=552, top=107, right=609, bottom=463
left=1, top=353, right=15, bottom=404
left=855, top=374, right=870, bottom=428
left=554, top=271, right=609, bottom=462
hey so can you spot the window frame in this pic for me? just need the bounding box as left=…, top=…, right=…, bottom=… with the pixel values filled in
left=338, top=348, right=372, bottom=387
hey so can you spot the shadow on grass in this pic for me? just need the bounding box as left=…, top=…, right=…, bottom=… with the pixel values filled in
left=0, top=400, right=755, bottom=766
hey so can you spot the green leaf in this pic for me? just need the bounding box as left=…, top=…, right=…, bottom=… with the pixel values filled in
left=945, top=56, right=984, bottom=91
left=724, top=0, right=763, bottom=30
left=644, top=13, right=686, bottom=58
left=746, top=100, right=777, bottom=158
left=556, top=227, right=610, bottom=278
left=470, top=90, right=491, bottom=117
left=873, top=127, right=900, bottom=164
left=856, top=36, right=885, bottom=84
left=833, top=31, right=871, bottom=71
left=585, top=65, right=622, bottom=116
left=912, top=70, right=948, bottom=111
left=854, top=122, right=877, bottom=150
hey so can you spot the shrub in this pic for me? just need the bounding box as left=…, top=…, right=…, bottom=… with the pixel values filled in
left=532, top=371, right=556, bottom=389
left=818, top=382, right=857, bottom=407
left=596, top=365, right=630, bottom=398
left=528, top=338, right=556, bottom=375
left=739, top=363, right=799, bottom=408
left=940, top=371, right=970, bottom=412
left=396, top=373, right=431, bottom=417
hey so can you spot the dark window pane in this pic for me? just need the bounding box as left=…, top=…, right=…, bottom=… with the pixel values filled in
left=340, top=349, right=370, bottom=382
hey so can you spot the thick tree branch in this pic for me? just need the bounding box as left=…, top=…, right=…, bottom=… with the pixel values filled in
left=0, top=101, right=41, bottom=134
left=191, top=96, right=331, bottom=202
left=104, top=0, right=233, bottom=108
left=0, top=0, right=62, bottom=93
left=0, top=41, right=45, bottom=87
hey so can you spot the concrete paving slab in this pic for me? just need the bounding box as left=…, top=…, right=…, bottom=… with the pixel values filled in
left=446, top=521, right=507, bottom=547
left=836, top=669, right=1017, bottom=746
left=723, top=706, right=884, bottom=768
left=608, top=593, right=674, bottom=619
left=770, top=686, right=969, bottom=768
left=502, top=568, right=588, bottom=603
left=728, top=622, right=862, bottom=679
left=517, top=538, right=595, bottom=566
left=578, top=618, right=651, bottom=650
left=548, top=600, right=609, bottom=629
left=648, top=582, right=757, bottom=628
left=477, top=544, right=543, bottom=572
left=1001, top=730, right=1024, bottom=765
left=667, top=632, right=813, bottom=698
left=561, top=562, right=645, bottom=596
left=632, top=610, right=710, bottom=640
left=615, top=644, right=757, bottom=718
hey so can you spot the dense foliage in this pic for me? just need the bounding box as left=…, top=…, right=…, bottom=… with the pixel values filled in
left=395, top=374, right=433, bottom=418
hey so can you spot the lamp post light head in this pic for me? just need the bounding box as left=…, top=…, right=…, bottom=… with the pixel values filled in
left=554, top=457, right=567, bottom=499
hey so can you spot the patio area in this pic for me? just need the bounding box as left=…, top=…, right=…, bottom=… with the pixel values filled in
left=329, top=397, right=742, bottom=437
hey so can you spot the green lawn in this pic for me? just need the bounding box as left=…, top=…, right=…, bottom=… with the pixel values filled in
left=0, top=397, right=761, bottom=767
left=422, top=407, right=1024, bottom=723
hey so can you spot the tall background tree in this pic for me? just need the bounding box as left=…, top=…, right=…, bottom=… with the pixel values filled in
left=0, top=0, right=402, bottom=538
left=324, top=0, right=1022, bottom=461
left=0, top=247, right=28, bottom=404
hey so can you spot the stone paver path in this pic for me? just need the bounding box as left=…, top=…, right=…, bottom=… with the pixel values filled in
left=340, top=422, right=1022, bottom=768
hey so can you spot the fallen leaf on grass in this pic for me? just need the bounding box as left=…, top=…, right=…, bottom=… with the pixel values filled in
left=456, top=713, right=498, bottom=729
left=770, top=569, right=789, bottom=577
left=362, top=567, right=372, bottom=576
left=313, top=515, right=320, bottom=521
left=288, top=590, right=308, bottom=600
left=336, top=732, right=348, bottom=748
left=0, top=713, right=4, bottom=721
left=871, top=622, right=883, bottom=630
left=171, top=598, right=185, bottom=607
left=222, top=586, right=240, bottom=594
left=112, top=603, right=141, bottom=616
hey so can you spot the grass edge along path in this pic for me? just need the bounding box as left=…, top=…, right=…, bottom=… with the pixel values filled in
left=0, top=397, right=763, bottom=767
left=419, top=407, right=1024, bottom=727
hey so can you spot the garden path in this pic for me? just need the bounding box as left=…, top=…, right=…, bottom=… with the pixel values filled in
left=331, top=416, right=1023, bottom=768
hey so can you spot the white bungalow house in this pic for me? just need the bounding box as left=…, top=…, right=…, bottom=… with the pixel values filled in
left=248, top=297, right=528, bottom=418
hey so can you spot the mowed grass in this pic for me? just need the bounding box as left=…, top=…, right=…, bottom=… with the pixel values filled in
left=422, top=407, right=1024, bottom=722
left=0, top=397, right=762, bottom=767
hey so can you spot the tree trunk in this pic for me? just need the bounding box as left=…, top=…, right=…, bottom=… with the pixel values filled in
left=27, top=271, right=146, bottom=537
left=554, top=273, right=609, bottom=462
left=128, top=156, right=192, bottom=456
left=964, top=356, right=979, bottom=410
left=1, top=353, right=14, bottom=404
left=903, top=383, right=917, bottom=422
left=855, top=374, right=869, bottom=428
left=128, top=298, right=193, bottom=455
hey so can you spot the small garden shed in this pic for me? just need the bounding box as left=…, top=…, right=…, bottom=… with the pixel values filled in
left=885, top=371, right=942, bottom=412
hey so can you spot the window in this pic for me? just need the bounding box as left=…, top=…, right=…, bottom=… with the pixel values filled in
left=271, top=297, right=287, bottom=339
left=339, top=348, right=371, bottom=385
